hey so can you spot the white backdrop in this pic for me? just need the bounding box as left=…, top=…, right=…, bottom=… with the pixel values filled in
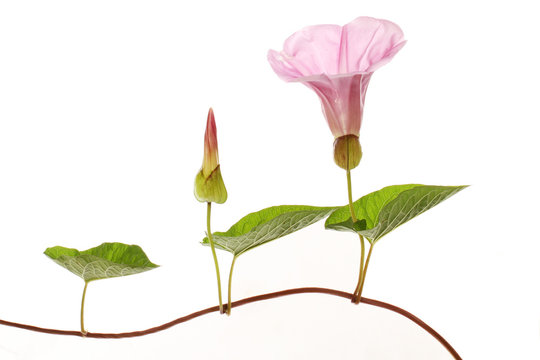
left=1, top=1, right=539, bottom=359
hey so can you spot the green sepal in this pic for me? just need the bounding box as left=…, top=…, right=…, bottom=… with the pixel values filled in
left=333, top=135, right=362, bottom=170
left=44, top=242, right=159, bottom=282
left=325, top=184, right=468, bottom=243
left=194, top=165, right=228, bottom=204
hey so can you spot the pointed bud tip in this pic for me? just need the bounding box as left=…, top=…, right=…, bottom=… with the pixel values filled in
left=205, top=107, right=217, bottom=143
left=203, top=107, right=219, bottom=177
left=207, top=107, right=215, bottom=125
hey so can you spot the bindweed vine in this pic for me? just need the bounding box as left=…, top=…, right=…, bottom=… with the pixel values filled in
left=1, top=15, right=467, bottom=360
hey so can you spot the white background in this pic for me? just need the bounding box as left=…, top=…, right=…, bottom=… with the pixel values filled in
left=0, top=0, right=539, bottom=359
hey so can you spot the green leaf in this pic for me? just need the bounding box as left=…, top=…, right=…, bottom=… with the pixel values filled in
left=44, top=242, right=159, bottom=282
left=325, top=184, right=467, bottom=243
left=203, top=205, right=336, bottom=256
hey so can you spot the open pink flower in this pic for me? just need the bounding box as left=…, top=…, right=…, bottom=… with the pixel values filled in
left=268, top=16, right=406, bottom=139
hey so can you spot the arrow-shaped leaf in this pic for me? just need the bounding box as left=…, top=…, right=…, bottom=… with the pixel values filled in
left=325, top=184, right=467, bottom=243
left=44, top=242, right=159, bottom=282
left=203, top=205, right=336, bottom=256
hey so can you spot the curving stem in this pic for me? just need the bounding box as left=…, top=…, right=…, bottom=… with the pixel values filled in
left=0, top=287, right=463, bottom=359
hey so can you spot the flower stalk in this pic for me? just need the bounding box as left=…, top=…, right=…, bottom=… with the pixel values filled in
left=206, top=202, right=224, bottom=313
left=346, top=168, right=367, bottom=303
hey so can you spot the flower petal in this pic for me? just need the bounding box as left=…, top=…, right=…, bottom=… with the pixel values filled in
left=268, top=24, right=342, bottom=80
left=268, top=17, right=405, bottom=80
left=302, top=73, right=372, bottom=138
left=267, top=50, right=305, bottom=82
left=339, top=17, right=406, bottom=74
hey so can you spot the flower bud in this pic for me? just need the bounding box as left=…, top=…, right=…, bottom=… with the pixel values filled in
left=194, top=108, right=228, bottom=204
left=333, top=135, right=362, bottom=170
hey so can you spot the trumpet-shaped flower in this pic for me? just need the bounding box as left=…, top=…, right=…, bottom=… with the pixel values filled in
left=194, top=108, right=227, bottom=204
left=268, top=16, right=405, bottom=169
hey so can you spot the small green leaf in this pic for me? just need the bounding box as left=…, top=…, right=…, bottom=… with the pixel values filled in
left=325, top=184, right=467, bottom=243
left=44, top=242, right=159, bottom=282
left=203, top=205, right=336, bottom=256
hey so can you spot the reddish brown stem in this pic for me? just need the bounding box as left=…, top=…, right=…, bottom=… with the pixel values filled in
left=0, top=287, right=461, bottom=359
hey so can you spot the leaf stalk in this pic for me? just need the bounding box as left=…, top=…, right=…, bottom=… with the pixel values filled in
left=355, top=243, right=374, bottom=303
left=80, top=281, right=89, bottom=335
left=226, top=256, right=237, bottom=315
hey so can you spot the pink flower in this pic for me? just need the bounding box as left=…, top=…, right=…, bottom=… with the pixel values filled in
left=268, top=16, right=406, bottom=139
